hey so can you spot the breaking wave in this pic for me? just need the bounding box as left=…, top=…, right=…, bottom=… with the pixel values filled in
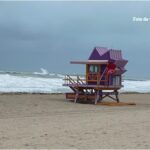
left=33, top=68, right=49, bottom=75
left=0, top=69, right=149, bottom=93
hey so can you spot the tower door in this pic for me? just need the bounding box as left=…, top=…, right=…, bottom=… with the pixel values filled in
left=87, top=64, right=100, bottom=83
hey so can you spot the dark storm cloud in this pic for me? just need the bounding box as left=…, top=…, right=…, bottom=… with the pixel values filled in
left=0, top=1, right=150, bottom=77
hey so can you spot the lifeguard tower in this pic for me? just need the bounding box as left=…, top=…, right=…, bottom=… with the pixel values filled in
left=63, top=47, right=128, bottom=104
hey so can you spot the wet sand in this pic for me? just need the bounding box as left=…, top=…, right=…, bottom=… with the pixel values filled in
left=0, top=93, right=150, bottom=148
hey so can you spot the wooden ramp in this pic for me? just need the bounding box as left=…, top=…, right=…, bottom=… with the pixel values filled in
left=97, top=101, right=136, bottom=106
left=67, top=98, right=136, bottom=106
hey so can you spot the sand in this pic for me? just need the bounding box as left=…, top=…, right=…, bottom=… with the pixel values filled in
left=0, top=93, right=150, bottom=149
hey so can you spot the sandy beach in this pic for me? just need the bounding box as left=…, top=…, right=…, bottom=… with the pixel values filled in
left=0, top=93, right=150, bottom=149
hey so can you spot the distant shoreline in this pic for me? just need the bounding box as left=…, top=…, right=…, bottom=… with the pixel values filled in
left=0, top=92, right=150, bottom=95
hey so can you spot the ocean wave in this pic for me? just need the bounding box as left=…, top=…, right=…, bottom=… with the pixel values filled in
left=0, top=71, right=150, bottom=93
left=121, top=80, right=150, bottom=93
left=0, top=73, right=70, bottom=93
left=56, top=74, right=65, bottom=78
left=33, top=68, right=49, bottom=75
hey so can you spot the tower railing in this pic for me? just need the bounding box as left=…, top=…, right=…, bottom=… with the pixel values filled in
left=64, top=75, right=86, bottom=85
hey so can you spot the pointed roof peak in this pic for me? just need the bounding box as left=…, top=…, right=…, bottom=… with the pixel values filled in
left=94, top=47, right=108, bottom=56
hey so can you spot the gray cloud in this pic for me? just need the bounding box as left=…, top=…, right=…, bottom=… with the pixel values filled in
left=0, top=1, right=150, bottom=78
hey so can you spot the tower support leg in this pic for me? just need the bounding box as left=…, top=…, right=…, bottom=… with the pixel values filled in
left=114, top=90, right=119, bottom=103
left=98, top=90, right=103, bottom=102
left=95, top=90, right=102, bottom=104
left=75, top=90, right=79, bottom=103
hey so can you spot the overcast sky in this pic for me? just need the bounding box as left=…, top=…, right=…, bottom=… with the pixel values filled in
left=0, top=1, right=150, bottom=78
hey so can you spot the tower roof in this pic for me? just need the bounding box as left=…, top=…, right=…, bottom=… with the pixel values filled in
left=88, top=47, right=123, bottom=61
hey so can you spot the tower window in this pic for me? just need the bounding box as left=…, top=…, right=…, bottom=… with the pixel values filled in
left=89, top=65, right=99, bottom=73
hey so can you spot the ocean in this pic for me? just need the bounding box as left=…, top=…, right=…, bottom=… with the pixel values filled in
left=0, top=68, right=149, bottom=93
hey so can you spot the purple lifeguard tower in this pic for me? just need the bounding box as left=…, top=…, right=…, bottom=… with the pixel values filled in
left=63, top=47, right=128, bottom=104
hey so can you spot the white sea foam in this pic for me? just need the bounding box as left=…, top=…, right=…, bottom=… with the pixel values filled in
left=34, top=68, right=49, bottom=75
left=57, top=74, right=65, bottom=78
left=121, top=80, right=150, bottom=93
left=0, top=72, right=149, bottom=93
left=0, top=74, right=70, bottom=93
